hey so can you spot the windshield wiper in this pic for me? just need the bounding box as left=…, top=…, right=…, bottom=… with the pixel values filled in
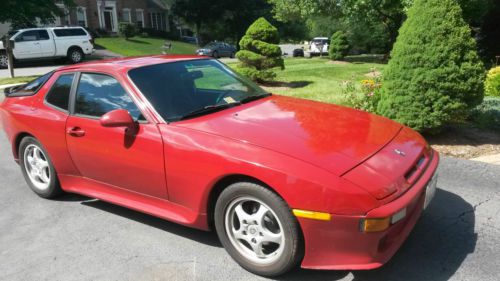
left=179, top=102, right=241, bottom=121
left=239, top=93, right=272, bottom=104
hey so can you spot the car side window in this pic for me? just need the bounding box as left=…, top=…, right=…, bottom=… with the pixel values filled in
left=75, top=73, right=144, bottom=121
left=38, top=30, right=50, bottom=40
left=45, top=73, right=74, bottom=111
left=15, top=30, right=39, bottom=42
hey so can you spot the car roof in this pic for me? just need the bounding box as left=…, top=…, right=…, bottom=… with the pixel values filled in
left=16, top=26, right=86, bottom=32
left=56, top=55, right=207, bottom=73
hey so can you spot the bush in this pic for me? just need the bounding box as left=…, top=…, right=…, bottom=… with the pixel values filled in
left=329, top=31, right=349, bottom=60
left=377, top=0, right=485, bottom=132
left=236, top=17, right=284, bottom=82
left=470, top=97, right=500, bottom=132
left=485, top=66, right=500, bottom=97
left=340, top=75, right=382, bottom=113
left=118, top=22, right=136, bottom=39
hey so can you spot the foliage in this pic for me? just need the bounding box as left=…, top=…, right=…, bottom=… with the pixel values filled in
left=0, top=0, right=74, bottom=29
left=118, top=22, right=136, bottom=40
left=470, top=97, right=500, bottom=132
left=340, top=74, right=382, bottom=113
left=236, top=18, right=284, bottom=82
left=172, top=0, right=223, bottom=39
left=329, top=31, right=349, bottom=60
left=377, top=0, right=485, bottom=132
left=485, top=67, right=500, bottom=97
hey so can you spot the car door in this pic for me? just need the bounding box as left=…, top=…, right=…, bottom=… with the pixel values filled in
left=37, top=30, right=56, bottom=58
left=13, top=30, right=43, bottom=59
left=65, top=72, right=168, bottom=198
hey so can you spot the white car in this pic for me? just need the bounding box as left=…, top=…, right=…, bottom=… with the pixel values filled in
left=306, top=37, right=330, bottom=57
left=0, top=27, right=94, bottom=68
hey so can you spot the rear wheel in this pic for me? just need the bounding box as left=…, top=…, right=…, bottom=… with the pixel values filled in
left=214, top=182, right=302, bottom=277
left=19, top=137, right=62, bottom=198
left=0, top=52, right=8, bottom=68
left=67, top=48, right=84, bottom=64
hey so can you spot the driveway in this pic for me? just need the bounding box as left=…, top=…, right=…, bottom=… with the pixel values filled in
left=0, top=49, right=122, bottom=79
left=0, top=130, right=499, bottom=280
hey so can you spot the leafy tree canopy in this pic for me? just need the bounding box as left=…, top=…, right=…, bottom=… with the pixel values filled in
left=0, top=0, right=74, bottom=29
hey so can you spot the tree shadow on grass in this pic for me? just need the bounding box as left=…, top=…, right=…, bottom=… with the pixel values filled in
left=260, top=81, right=312, bottom=89
left=126, top=38, right=151, bottom=44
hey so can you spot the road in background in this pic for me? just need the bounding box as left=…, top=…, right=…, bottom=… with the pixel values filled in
left=0, top=133, right=499, bottom=280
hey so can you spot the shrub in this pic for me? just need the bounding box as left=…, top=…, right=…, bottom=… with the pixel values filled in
left=470, top=97, right=500, bottom=132
left=236, top=17, right=284, bottom=82
left=485, top=66, right=500, bottom=97
left=377, top=0, right=485, bottom=132
left=329, top=31, right=349, bottom=60
left=118, top=22, right=136, bottom=40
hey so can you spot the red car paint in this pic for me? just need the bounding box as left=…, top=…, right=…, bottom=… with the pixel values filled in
left=0, top=55, right=439, bottom=270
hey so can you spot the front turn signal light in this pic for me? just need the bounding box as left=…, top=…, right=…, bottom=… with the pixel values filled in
left=293, top=209, right=331, bottom=221
left=361, top=217, right=391, bottom=232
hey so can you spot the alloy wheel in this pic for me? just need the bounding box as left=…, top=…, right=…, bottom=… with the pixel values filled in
left=23, top=144, right=51, bottom=191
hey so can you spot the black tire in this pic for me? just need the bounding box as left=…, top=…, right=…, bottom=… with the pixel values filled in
left=67, top=47, right=84, bottom=64
left=214, top=182, right=302, bottom=277
left=0, top=51, right=8, bottom=69
left=19, top=137, right=63, bottom=199
left=212, top=51, right=219, bottom=58
left=230, top=52, right=235, bottom=58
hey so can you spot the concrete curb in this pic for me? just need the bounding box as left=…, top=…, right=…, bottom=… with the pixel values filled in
left=470, top=153, right=500, bottom=165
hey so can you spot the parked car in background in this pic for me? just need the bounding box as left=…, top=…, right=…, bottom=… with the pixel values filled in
left=0, top=27, right=94, bottom=68
left=292, top=48, right=304, bottom=57
left=196, top=41, right=236, bottom=58
left=181, top=35, right=199, bottom=45
left=1, top=55, right=439, bottom=277
left=306, top=37, right=330, bottom=57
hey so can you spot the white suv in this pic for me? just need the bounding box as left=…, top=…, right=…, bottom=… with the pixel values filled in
left=0, top=27, right=94, bottom=68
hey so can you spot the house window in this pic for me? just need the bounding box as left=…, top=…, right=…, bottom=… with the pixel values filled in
left=76, top=7, right=87, bottom=27
left=150, top=12, right=165, bottom=31
left=122, top=8, right=131, bottom=23
left=136, top=9, right=144, bottom=28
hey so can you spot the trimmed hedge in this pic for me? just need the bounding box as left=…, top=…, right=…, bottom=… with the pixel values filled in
left=329, top=31, right=349, bottom=60
left=485, top=66, right=500, bottom=97
left=236, top=17, right=284, bottom=82
left=377, top=0, right=485, bottom=132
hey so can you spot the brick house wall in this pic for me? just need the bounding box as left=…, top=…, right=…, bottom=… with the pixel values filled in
left=64, top=0, right=169, bottom=33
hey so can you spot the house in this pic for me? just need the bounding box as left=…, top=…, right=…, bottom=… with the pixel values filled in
left=0, top=0, right=174, bottom=35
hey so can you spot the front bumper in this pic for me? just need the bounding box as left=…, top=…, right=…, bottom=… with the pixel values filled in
left=299, top=150, right=439, bottom=270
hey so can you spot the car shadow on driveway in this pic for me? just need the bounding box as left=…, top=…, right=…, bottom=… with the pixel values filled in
left=278, top=188, right=477, bottom=281
left=57, top=187, right=476, bottom=281
left=79, top=198, right=222, bottom=248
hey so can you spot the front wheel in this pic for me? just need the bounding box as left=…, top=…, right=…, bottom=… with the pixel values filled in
left=214, top=182, right=303, bottom=277
left=212, top=51, right=219, bottom=58
left=0, top=52, right=8, bottom=68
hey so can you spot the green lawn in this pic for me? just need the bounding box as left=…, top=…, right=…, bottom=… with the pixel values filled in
left=0, top=75, right=39, bottom=86
left=95, top=36, right=198, bottom=56
left=228, top=58, right=385, bottom=105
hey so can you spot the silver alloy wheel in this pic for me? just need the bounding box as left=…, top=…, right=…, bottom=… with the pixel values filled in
left=225, top=196, right=285, bottom=265
left=0, top=54, right=8, bottom=68
left=71, top=50, right=82, bottom=62
left=23, top=144, right=51, bottom=190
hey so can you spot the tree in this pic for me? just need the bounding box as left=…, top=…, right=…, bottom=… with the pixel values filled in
left=172, top=0, right=224, bottom=42
left=0, top=0, right=74, bottom=29
left=119, top=22, right=136, bottom=40
left=236, top=17, right=284, bottom=82
left=377, top=0, right=485, bottom=132
left=329, top=31, right=349, bottom=60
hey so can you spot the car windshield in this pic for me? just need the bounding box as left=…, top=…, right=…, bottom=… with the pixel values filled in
left=128, top=59, right=269, bottom=122
left=204, top=42, right=217, bottom=48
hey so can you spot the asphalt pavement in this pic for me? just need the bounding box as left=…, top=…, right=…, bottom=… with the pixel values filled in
left=0, top=129, right=499, bottom=280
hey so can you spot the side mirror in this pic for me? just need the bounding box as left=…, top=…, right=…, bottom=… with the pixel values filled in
left=100, top=109, right=137, bottom=134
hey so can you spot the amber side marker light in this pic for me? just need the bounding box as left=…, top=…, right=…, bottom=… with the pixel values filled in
left=293, top=209, right=331, bottom=221
left=361, top=208, right=407, bottom=232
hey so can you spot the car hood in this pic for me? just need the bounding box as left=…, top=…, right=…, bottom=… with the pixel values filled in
left=175, top=95, right=402, bottom=175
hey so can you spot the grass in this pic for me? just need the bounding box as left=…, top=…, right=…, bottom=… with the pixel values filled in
left=95, top=36, right=198, bottom=57
left=228, top=58, right=384, bottom=105
left=0, top=75, right=39, bottom=86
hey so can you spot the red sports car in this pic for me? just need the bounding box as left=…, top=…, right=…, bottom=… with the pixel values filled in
left=0, top=56, right=439, bottom=276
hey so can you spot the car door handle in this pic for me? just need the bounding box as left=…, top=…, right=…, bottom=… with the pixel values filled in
left=67, top=127, right=85, bottom=137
